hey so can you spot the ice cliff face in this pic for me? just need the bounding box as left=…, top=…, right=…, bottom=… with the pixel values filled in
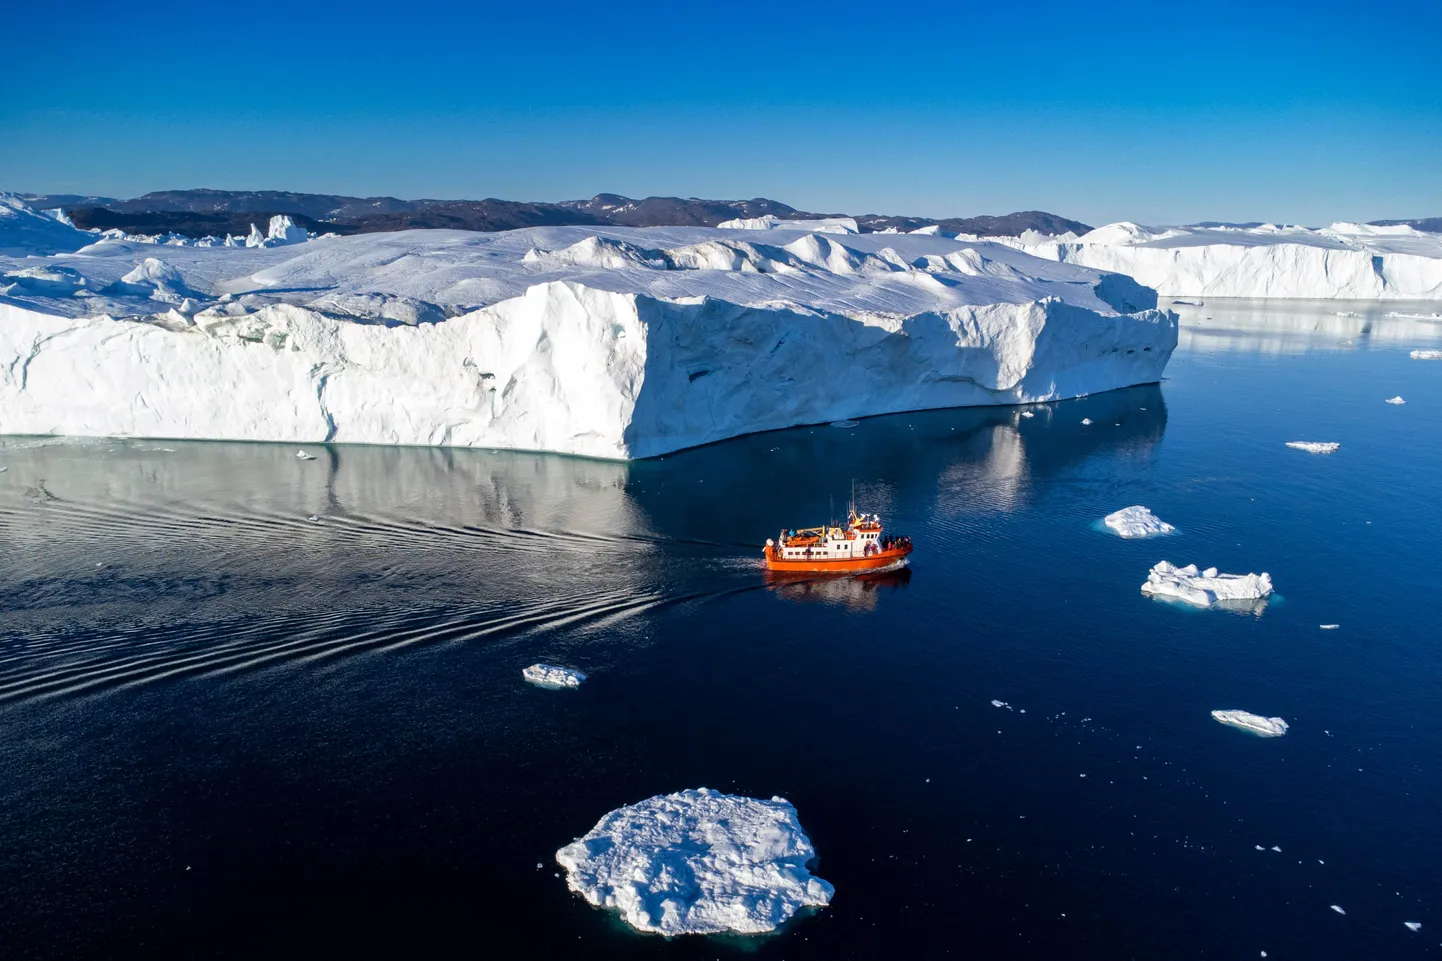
left=1005, top=221, right=1442, bottom=300
left=0, top=199, right=1176, bottom=458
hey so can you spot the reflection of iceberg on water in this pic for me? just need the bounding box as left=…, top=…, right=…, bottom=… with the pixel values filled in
left=766, top=565, right=911, bottom=612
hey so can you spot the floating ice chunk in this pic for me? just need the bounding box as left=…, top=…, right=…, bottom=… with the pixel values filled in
left=1404, top=921, right=1421, bottom=932
left=830, top=419, right=859, bottom=428
left=1271, top=845, right=1282, bottom=852
left=1020, top=410, right=1035, bottom=418
left=991, top=699, right=1009, bottom=709
left=1330, top=905, right=1345, bottom=915
left=1286, top=441, right=1340, bottom=454
left=1255, top=844, right=1265, bottom=850
left=1212, top=710, right=1289, bottom=737
left=1103, top=506, right=1176, bottom=539
left=1385, top=396, right=1406, bottom=405
left=1410, top=349, right=1442, bottom=360
left=522, top=663, right=586, bottom=689
left=1081, top=418, right=1093, bottom=425
left=296, top=450, right=316, bottom=461
left=1320, top=624, right=1340, bottom=630
left=1142, top=562, right=1273, bottom=607
left=555, top=787, right=833, bottom=935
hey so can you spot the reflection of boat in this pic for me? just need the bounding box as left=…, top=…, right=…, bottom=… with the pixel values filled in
left=766, top=566, right=911, bottom=611
left=763, top=506, right=912, bottom=573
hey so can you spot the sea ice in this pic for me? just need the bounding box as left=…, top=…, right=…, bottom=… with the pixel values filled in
left=1212, top=710, right=1288, bottom=737
left=1142, top=562, right=1273, bottom=607
left=555, top=787, right=833, bottom=935
left=1330, top=905, right=1345, bottom=915
left=1103, top=506, right=1175, bottom=538
left=1385, top=396, right=1406, bottom=405
left=1081, top=418, right=1093, bottom=425
left=522, top=663, right=586, bottom=689
left=1286, top=441, right=1340, bottom=454
left=1404, top=921, right=1422, bottom=932
left=1410, top=349, right=1442, bottom=359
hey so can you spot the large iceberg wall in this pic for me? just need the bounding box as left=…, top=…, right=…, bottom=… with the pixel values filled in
left=0, top=284, right=1175, bottom=459
left=1009, top=223, right=1442, bottom=300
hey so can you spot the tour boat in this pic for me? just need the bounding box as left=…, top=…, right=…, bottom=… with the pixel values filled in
left=763, top=508, right=913, bottom=573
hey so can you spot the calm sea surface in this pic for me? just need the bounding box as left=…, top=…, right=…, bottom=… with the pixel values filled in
left=1, top=301, right=1439, bottom=959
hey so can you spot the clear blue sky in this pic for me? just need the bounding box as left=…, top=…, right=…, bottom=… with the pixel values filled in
left=3, top=0, right=1439, bottom=225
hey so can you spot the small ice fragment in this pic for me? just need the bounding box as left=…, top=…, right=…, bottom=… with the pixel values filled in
left=296, top=450, right=317, bottom=460
left=1404, top=921, right=1421, bottom=932
left=1019, top=709, right=1025, bottom=713
left=1020, top=410, right=1035, bottom=418
left=991, top=699, right=1008, bottom=708
left=1286, top=441, right=1340, bottom=454
left=1330, top=905, right=1345, bottom=915
left=1211, top=710, right=1289, bottom=737
left=830, top=419, right=859, bottom=428
left=522, top=663, right=586, bottom=689
left=0, top=467, right=7, bottom=473
left=1103, top=506, right=1175, bottom=538
left=1320, top=624, right=1339, bottom=630
left=1081, top=418, right=1093, bottom=425
left=536, top=862, right=543, bottom=869
left=1410, top=349, right=1442, bottom=360
left=1143, top=562, right=1272, bottom=607
left=1385, top=396, right=1406, bottom=405
left=307, top=514, right=322, bottom=523
left=1080, top=773, right=1086, bottom=778
left=1271, top=845, right=1282, bottom=852
left=1255, top=845, right=1265, bottom=851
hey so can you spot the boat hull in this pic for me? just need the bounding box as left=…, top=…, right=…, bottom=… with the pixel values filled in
left=762, top=545, right=912, bottom=574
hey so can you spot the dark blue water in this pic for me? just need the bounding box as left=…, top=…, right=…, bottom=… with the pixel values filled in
left=1, top=303, right=1439, bottom=959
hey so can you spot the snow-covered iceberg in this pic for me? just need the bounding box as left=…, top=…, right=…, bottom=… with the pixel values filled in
left=555, top=787, right=833, bottom=935
left=1002, top=221, right=1442, bottom=300
left=716, top=214, right=859, bottom=234
left=1103, top=505, right=1175, bottom=538
left=1211, top=709, right=1289, bottom=737
left=1141, top=561, right=1273, bottom=607
left=522, top=663, right=586, bottom=689
left=1286, top=441, right=1340, bottom=454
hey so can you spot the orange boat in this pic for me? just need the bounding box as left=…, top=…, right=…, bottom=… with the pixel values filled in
left=763, top=507, right=913, bottom=573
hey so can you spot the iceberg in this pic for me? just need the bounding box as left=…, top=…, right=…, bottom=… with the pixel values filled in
left=1103, top=505, right=1175, bottom=538
left=1411, top=349, right=1442, bottom=359
left=1331, top=905, right=1346, bottom=915
left=1286, top=441, right=1340, bottom=454
left=555, top=788, right=833, bottom=935
left=0, top=204, right=1178, bottom=459
left=716, top=214, right=859, bottom=234
left=1405, top=922, right=1422, bottom=932
left=521, top=663, right=586, bottom=689
left=1385, top=396, right=1406, bottom=405
left=1141, top=561, right=1273, bottom=607
left=1211, top=710, right=1289, bottom=737
left=1001, top=221, right=1442, bottom=300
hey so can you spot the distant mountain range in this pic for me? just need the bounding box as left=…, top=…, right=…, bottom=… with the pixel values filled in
left=17, top=189, right=1095, bottom=239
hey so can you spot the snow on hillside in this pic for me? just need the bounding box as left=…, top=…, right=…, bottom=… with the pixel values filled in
left=1003, top=221, right=1442, bottom=299
left=0, top=197, right=1176, bottom=458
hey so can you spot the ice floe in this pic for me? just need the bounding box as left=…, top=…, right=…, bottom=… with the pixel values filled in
left=1286, top=441, right=1340, bottom=454
left=1103, top=506, right=1175, bottom=538
left=1019, top=410, right=1035, bottom=418
left=1385, top=396, right=1406, bottom=404
left=1081, top=418, right=1093, bottom=425
left=1212, top=710, right=1289, bottom=737
left=1411, top=349, right=1442, bottom=359
left=1320, top=624, right=1339, bottom=630
left=522, top=663, right=586, bottom=689
left=555, top=787, right=833, bottom=935
left=1142, top=562, right=1273, bottom=608
left=1404, top=921, right=1422, bottom=932
left=1330, top=905, right=1346, bottom=915
left=296, top=450, right=316, bottom=461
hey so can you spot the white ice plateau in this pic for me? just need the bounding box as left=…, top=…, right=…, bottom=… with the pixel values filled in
left=0, top=196, right=1177, bottom=458
left=521, top=663, right=586, bottom=689
left=1211, top=710, right=1289, bottom=737
left=555, top=787, right=833, bottom=936
left=1000, top=221, right=1442, bottom=300
left=1141, top=561, right=1273, bottom=608
left=1103, top=505, right=1175, bottom=538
